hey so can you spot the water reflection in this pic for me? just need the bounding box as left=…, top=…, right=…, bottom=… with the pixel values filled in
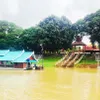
left=72, top=68, right=100, bottom=100
left=0, top=68, right=100, bottom=100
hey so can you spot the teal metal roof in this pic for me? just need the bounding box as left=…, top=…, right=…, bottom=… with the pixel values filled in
left=13, top=52, right=37, bottom=63
left=0, top=50, right=9, bottom=56
left=0, top=50, right=37, bottom=63
left=0, top=51, right=23, bottom=61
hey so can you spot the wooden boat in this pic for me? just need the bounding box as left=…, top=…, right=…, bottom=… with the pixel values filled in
left=33, top=64, right=44, bottom=70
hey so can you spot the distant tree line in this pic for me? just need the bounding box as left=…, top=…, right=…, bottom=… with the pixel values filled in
left=0, top=9, right=100, bottom=52
left=20, top=16, right=74, bottom=52
left=0, top=20, right=23, bottom=50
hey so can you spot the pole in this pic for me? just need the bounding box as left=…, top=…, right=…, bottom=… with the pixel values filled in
left=40, top=44, right=43, bottom=67
left=98, top=53, right=100, bottom=68
left=42, top=52, right=43, bottom=67
left=42, top=45, right=43, bottom=67
left=97, top=53, right=100, bottom=68
left=98, top=44, right=100, bottom=68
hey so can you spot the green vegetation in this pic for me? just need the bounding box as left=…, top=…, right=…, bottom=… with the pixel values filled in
left=20, top=15, right=74, bottom=52
left=79, top=59, right=96, bottom=64
left=0, top=20, right=23, bottom=49
left=38, top=16, right=74, bottom=52
left=75, top=55, right=97, bottom=68
left=73, top=9, right=100, bottom=48
left=38, top=56, right=61, bottom=67
left=0, top=9, right=100, bottom=52
left=78, top=55, right=96, bottom=64
left=38, top=55, right=97, bottom=68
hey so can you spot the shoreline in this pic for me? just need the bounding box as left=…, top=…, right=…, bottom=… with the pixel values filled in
left=0, top=67, right=23, bottom=70
left=76, top=64, right=97, bottom=68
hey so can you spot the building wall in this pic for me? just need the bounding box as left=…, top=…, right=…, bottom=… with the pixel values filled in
left=0, top=62, right=27, bottom=68
left=75, top=46, right=83, bottom=50
left=0, top=61, right=13, bottom=67
left=14, top=63, right=27, bottom=68
left=23, top=63, right=27, bottom=68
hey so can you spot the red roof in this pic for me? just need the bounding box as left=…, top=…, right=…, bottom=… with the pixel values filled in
left=83, top=46, right=99, bottom=51
left=72, top=41, right=86, bottom=46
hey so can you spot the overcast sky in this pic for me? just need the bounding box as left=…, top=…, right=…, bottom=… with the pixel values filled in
left=0, top=0, right=100, bottom=44
left=0, top=0, right=100, bottom=28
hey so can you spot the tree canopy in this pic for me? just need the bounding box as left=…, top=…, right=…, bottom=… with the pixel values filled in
left=0, top=21, right=23, bottom=49
left=1, top=9, right=100, bottom=51
left=73, top=10, right=100, bottom=48
left=38, top=15, right=74, bottom=51
left=20, top=27, right=43, bottom=52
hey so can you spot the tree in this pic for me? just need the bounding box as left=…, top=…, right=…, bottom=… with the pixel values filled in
left=73, top=9, right=100, bottom=48
left=0, top=20, right=23, bottom=34
left=83, top=10, right=100, bottom=48
left=0, top=20, right=23, bottom=49
left=72, top=19, right=86, bottom=40
left=0, top=32, right=7, bottom=49
left=38, top=15, right=74, bottom=52
left=20, top=27, right=44, bottom=52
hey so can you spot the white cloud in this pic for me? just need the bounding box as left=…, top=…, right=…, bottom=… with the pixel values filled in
left=64, top=0, right=100, bottom=23
left=82, top=36, right=90, bottom=45
left=0, top=0, right=100, bottom=28
left=7, top=0, right=19, bottom=15
left=51, top=0, right=73, bottom=16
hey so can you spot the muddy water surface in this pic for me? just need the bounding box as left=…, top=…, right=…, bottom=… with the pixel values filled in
left=0, top=68, right=100, bottom=100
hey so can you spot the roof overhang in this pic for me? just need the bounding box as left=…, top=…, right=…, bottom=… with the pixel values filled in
left=72, top=42, right=86, bottom=46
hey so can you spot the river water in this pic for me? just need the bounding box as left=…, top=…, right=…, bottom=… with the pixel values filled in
left=0, top=68, right=100, bottom=100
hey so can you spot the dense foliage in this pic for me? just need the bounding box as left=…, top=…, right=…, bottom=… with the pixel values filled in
left=19, top=15, right=75, bottom=52
left=0, top=21, right=23, bottom=49
left=38, top=15, right=74, bottom=51
left=1, top=9, right=100, bottom=52
left=20, top=27, right=44, bottom=51
left=73, top=10, right=100, bottom=48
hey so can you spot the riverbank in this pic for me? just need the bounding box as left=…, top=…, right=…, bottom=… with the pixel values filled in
left=38, top=55, right=61, bottom=67
left=0, top=67, right=23, bottom=70
left=76, top=64, right=97, bottom=68
left=0, top=55, right=98, bottom=69
left=76, top=54, right=97, bottom=68
left=42, top=54, right=98, bottom=68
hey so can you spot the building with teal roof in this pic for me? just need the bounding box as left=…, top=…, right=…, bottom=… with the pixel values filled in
left=0, top=50, right=37, bottom=68
left=0, top=50, right=9, bottom=56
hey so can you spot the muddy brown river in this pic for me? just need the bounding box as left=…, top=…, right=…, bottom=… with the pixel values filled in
left=0, top=68, right=100, bottom=100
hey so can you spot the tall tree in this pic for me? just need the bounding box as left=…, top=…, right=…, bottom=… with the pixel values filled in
left=20, top=27, right=43, bottom=51
left=0, top=20, right=23, bottom=49
left=73, top=10, right=100, bottom=48
left=0, top=20, right=23, bottom=34
left=38, top=15, right=74, bottom=51
left=0, top=32, right=7, bottom=49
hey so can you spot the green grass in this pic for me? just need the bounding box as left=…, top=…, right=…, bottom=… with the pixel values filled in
left=79, top=59, right=96, bottom=64
left=75, top=55, right=97, bottom=68
left=79, top=55, right=97, bottom=64
left=75, top=59, right=97, bottom=68
left=38, top=54, right=97, bottom=68
left=38, top=56, right=61, bottom=67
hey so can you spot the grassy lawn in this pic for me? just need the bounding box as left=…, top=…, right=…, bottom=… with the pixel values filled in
left=75, top=55, right=97, bottom=68
left=38, top=54, right=97, bottom=68
left=79, top=59, right=96, bottom=64
left=79, top=55, right=97, bottom=64
left=38, top=56, right=61, bottom=67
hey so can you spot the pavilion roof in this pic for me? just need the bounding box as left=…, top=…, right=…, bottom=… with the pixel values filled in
left=72, top=41, right=86, bottom=46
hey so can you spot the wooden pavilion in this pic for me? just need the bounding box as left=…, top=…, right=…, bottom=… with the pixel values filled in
left=72, top=36, right=86, bottom=51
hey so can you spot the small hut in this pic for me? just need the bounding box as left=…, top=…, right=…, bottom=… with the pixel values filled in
left=72, top=36, right=86, bottom=51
